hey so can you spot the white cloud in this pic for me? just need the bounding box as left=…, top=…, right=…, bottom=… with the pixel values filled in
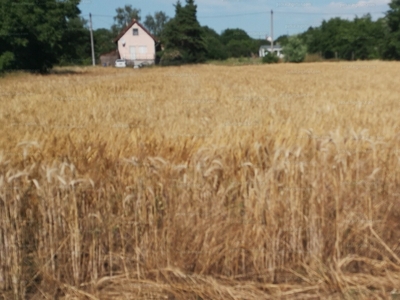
left=329, top=0, right=390, bottom=9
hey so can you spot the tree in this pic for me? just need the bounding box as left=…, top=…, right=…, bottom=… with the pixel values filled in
left=298, top=15, right=386, bottom=60
left=299, top=26, right=321, bottom=55
left=262, top=53, right=279, bottom=64
left=219, top=28, right=258, bottom=58
left=111, top=5, right=141, bottom=36
left=351, top=15, right=385, bottom=60
left=226, top=39, right=255, bottom=57
left=383, top=0, right=400, bottom=59
left=202, top=26, right=227, bottom=60
left=220, top=28, right=251, bottom=45
left=275, top=35, right=289, bottom=46
left=58, top=16, right=91, bottom=66
left=144, top=11, right=170, bottom=38
left=94, top=28, right=116, bottom=61
left=0, top=0, right=81, bottom=73
left=282, top=35, right=307, bottom=62
left=160, top=0, right=207, bottom=65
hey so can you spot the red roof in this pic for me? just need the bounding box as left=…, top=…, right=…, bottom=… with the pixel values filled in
left=113, top=19, right=158, bottom=43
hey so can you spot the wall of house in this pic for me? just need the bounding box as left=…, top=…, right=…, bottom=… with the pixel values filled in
left=259, top=48, right=284, bottom=58
left=117, top=23, right=155, bottom=63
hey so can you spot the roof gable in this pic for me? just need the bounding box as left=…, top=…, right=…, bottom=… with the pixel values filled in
left=113, top=19, right=158, bottom=43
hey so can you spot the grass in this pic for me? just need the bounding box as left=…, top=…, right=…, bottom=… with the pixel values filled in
left=0, top=62, right=400, bottom=299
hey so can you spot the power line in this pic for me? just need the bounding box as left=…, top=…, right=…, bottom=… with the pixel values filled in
left=274, top=10, right=386, bottom=15
left=197, top=10, right=386, bottom=18
left=86, top=10, right=387, bottom=34
left=91, top=14, right=115, bottom=18
left=89, top=10, right=386, bottom=20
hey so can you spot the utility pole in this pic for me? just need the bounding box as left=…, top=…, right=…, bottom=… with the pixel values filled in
left=271, top=10, right=274, bottom=54
left=89, top=13, right=95, bottom=66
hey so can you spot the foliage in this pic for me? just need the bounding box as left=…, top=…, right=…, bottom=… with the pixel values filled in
left=144, top=11, right=170, bottom=38
left=299, top=15, right=386, bottom=60
left=0, top=0, right=81, bottom=73
left=219, top=28, right=251, bottom=45
left=58, top=16, right=91, bottom=66
left=2, top=0, right=399, bottom=73
left=202, top=26, right=228, bottom=60
left=160, top=0, right=207, bottom=65
left=262, top=52, right=279, bottom=64
left=93, top=28, right=116, bottom=61
left=159, top=49, right=183, bottom=66
left=383, top=0, right=400, bottom=59
left=219, top=28, right=260, bottom=58
left=275, top=34, right=289, bottom=46
left=111, top=5, right=141, bottom=36
left=283, top=35, right=307, bottom=62
left=225, top=40, right=252, bottom=58
left=0, top=51, right=15, bottom=70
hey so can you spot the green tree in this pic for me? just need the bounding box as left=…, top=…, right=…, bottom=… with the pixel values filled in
left=299, top=15, right=386, bottom=60
left=160, top=0, right=207, bottom=65
left=202, top=26, right=227, bottom=60
left=58, top=16, right=91, bottom=66
left=144, top=11, right=170, bottom=38
left=94, top=28, right=116, bottom=61
left=220, top=28, right=251, bottom=45
left=219, top=28, right=258, bottom=58
left=299, top=26, right=321, bottom=55
left=383, top=0, right=400, bottom=59
left=111, top=5, right=141, bottom=36
left=0, top=0, right=81, bottom=73
left=226, top=39, right=255, bottom=57
left=282, top=35, right=307, bottom=62
left=262, top=52, right=279, bottom=64
left=351, top=15, right=385, bottom=59
left=275, top=35, right=289, bottom=46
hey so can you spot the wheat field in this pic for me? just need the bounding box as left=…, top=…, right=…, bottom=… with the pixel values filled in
left=0, top=62, right=400, bottom=299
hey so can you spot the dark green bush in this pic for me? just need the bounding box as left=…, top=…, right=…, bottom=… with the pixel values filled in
left=160, top=49, right=184, bottom=66
left=262, top=53, right=279, bottom=64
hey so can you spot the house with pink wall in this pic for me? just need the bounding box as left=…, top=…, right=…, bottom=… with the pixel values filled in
left=113, top=19, right=161, bottom=66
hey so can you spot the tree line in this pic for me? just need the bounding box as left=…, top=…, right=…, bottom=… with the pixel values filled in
left=298, top=13, right=393, bottom=60
left=1, top=0, right=400, bottom=72
left=274, top=1, right=400, bottom=62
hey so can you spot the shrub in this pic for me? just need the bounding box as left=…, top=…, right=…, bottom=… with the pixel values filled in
left=0, top=51, right=15, bottom=72
left=160, top=49, right=183, bottom=66
left=262, top=53, right=279, bottom=64
left=282, top=35, right=307, bottom=63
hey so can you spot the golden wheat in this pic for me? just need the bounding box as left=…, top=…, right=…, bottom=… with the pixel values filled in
left=0, top=62, right=400, bottom=299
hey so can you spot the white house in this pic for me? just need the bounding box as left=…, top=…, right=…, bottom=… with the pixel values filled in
left=259, top=45, right=284, bottom=58
left=113, top=19, right=161, bottom=66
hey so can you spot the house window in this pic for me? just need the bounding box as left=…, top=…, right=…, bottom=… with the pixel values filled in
left=133, top=28, right=138, bottom=35
left=139, top=46, right=147, bottom=54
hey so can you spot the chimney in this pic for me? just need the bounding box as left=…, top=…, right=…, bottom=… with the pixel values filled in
left=132, top=18, right=136, bottom=22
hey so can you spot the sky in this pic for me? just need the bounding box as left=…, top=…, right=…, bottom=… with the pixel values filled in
left=78, top=0, right=391, bottom=39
